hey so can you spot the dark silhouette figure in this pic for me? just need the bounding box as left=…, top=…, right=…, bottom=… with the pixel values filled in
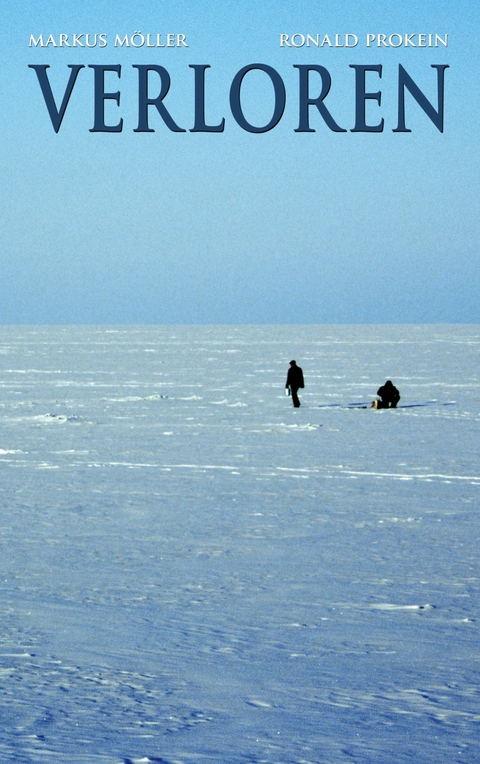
left=375, top=380, right=400, bottom=409
left=286, top=360, right=304, bottom=408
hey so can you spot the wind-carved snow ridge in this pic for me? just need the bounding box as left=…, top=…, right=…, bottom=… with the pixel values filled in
left=0, top=324, right=478, bottom=763
left=122, top=758, right=177, bottom=764
left=335, top=467, right=480, bottom=485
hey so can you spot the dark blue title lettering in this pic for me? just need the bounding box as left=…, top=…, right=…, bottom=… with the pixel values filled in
left=28, top=63, right=449, bottom=134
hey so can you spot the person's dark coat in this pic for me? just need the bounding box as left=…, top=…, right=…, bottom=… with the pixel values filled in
left=286, top=360, right=304, bottom=407
left=377, top=380, right=400, bottom=408
left=286, top=362, right=304, bottom=391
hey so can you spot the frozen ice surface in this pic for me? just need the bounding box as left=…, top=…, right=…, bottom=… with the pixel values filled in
left=0, top=324, right=478, bottom=764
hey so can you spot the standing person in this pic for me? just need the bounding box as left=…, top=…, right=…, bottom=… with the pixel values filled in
left=375, top=380, right=400, bottom=408
left=286, top=360, right=304, bottom=408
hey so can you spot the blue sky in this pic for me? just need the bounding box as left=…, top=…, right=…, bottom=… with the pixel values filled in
left=1, top=0, right=479, bottom=323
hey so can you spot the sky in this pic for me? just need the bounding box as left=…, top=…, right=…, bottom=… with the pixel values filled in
left=1, top=0, right=479, bottom=324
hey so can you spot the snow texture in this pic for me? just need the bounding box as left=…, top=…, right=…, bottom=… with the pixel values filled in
left=0, top=325, right=478, bottom=764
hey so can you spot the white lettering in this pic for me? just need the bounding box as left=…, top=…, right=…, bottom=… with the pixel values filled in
left=388, top=34, right=403, bottom=48
left=291, top=34, right=305, bottom=47
left=131, top=31, right=145, bottom=47
left=365, top=32, right=448, bottom=47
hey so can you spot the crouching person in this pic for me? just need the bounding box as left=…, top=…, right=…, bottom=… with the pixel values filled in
left=373, top=380, right=400, bottom=409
